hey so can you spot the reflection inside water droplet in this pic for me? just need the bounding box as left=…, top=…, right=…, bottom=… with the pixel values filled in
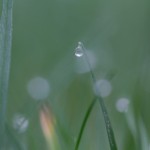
left=75, top=42, right=84, bottom=57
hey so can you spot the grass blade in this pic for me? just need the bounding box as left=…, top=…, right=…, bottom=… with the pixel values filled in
left=76, top=42, right=118, bottom=150
left=75, top=97, right=97, bottom=150
left=0, top=0, right=13, bottom=147
left=98, top=96, right=117, bottom=150
left=5, top=123, right=24, bottom=150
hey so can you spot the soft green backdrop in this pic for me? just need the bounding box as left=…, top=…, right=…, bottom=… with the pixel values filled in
left=3, top=0, right=150, bottom=149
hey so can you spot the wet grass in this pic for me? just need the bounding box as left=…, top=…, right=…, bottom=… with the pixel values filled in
left=0, top=0, right=13, bottom=148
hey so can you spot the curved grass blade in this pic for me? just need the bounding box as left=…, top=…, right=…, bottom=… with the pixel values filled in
left=75, top=97, right=97, bottom=150
left=0, top=0, right=13, bottom=147
left=78, top=42, right=118, bottom=150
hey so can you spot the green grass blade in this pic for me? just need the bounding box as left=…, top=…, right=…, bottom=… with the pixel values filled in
left=98, top=96, right=117, bottom=150
left=75, top=97, right=97, bottom=150
left=0, top=0, right=13, bottom=147
left=5, top=123, right=24, bottom=150
left=77, top=42, right=118, bottom=150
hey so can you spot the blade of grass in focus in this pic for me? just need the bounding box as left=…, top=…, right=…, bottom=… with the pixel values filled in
left=98, top=96, right=117, bottom=150
left=0, top=0, right=13, bottom=147
left=75, top=42, right=118, bottom=150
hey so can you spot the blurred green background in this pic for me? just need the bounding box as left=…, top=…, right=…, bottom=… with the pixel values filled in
left=2, top=0, right=150, bottom=149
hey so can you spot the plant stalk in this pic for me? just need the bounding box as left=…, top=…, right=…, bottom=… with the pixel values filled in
left=75, top=97, right=97, bottom=150
left=77, top=42, right=118, bottom=150
left=0, top=0, right=13, bottom=147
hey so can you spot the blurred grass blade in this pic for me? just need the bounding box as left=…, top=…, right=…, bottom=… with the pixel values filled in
left=5, top=123, right=23, bottom=150
left=0, top=0, right=13, bottom=147
left=75, top=97, right=97, bottom=150
left=78, top=42, right=118, bottom=150
left=138, top=117, right=149, bottom=150
left=125, top=106, right=139, bottom=149
left=40, top=104, right=60, bottom=150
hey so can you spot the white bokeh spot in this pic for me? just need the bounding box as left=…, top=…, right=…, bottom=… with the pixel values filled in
left=116, top=98, right=130, bottom=113
left=94, top=79, right=112, bottom=98
left=27, top=77, right=50, bottom=100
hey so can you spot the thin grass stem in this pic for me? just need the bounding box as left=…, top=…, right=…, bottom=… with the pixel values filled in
left=98, top=96, right=117, bottom=150
left=75, top=97, right=97, bottom=150
left=78, top=42, right=118, bottom=150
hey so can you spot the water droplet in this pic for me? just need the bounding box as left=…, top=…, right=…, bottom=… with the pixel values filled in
left=76, top=50, right=97, bottom=74
left=75, top=42, right=83, bottom=57
left=12, top=114, right=29, bottom=133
